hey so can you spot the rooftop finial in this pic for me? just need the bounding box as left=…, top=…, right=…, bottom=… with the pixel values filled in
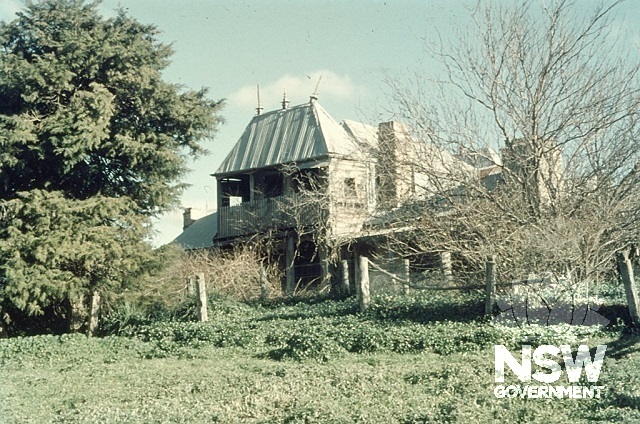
left=310, top=72, right=323, bottom=101
left=255, top=84, right=263, bottom=116
left=281, top=90, right=290, bottom=110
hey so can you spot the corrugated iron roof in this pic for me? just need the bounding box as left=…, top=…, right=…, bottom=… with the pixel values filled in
left=215, top=100, right=361, bottom=176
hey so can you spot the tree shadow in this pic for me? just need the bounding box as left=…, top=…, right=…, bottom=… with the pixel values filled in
left=602, top=331, right=640, bottom=360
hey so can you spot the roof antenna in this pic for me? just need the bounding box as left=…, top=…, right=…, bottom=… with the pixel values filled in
left=281, top=90, right=290, bottom=110
left=310, top=72, right=323, bottom=101
left=255, top=84, right=263, bottom=115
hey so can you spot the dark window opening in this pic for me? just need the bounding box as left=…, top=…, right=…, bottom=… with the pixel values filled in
left=254, top=172, right=283, bottom=199
left=219, top=175, right=250, bottom=207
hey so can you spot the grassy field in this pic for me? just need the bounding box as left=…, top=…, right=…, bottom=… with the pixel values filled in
left=1, top=293, right=639, bottom=423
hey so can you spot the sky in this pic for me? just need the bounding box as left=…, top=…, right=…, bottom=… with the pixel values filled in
left=1, top=0, right=639, bottom=247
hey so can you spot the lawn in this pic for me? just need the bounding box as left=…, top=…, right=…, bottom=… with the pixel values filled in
left=1, top=293, right=639, bottom=423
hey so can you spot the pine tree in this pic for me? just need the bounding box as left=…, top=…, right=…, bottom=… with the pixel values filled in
left=0, top=0, right=223, bottom=332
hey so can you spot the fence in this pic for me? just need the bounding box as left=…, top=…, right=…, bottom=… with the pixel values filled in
left=359, top=254, right=640, bottom=326
left=358, top=255, right=570, bottom=316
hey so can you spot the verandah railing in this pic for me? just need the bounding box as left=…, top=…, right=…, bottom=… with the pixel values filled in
left=217, top=193, right=324, bottom=239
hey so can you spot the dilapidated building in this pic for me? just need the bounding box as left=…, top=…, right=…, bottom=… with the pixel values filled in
left=174, top=98, right=498, bottom=293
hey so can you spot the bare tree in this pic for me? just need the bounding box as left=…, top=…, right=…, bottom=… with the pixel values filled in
left=383, top=0, right=640, bottom=292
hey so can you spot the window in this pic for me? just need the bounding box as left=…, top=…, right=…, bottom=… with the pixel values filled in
left=343, top=178, right=357, bottom=198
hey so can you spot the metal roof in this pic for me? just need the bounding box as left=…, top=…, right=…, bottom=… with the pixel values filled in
left=215, top=100, right=361, bottom=176
left=172, top=212, right=218, bottom=250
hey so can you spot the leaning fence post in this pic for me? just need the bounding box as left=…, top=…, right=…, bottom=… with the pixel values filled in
left=260, top=266, right=268, bottom=301
left=617, top=250, right=640, bottom=326
left=195, top=273, right=208, bottom=322
left=358, top=256, right=371, bottom=312
left=485, top=255, right=496, bottom=317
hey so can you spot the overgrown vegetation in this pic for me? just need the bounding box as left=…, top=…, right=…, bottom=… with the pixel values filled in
left=2, top=291, right=639, bottom=422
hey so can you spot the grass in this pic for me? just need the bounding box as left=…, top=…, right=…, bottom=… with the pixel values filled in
left=1, top=292, right=640, bottom=423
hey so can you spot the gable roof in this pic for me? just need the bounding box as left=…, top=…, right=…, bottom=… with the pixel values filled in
left=215, top=100, right=361, bottom=176
left=172, top=212, right=218, bottom=250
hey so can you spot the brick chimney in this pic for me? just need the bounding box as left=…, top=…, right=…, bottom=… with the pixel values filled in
left=183, top=208, right=196, bottom=230
left=376, top=121, right=414, bottom=209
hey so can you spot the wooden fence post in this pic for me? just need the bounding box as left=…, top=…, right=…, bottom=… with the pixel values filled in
left=285, top=235, right=295, bottom=295
left=403, top=258, right=411, bottom=294
left=187, top=275, right=195, bottom=296
left=441, top=251, right=453, bottom=284
left=358, top=256, right=371, bottom=312
left=195, top=273, right=208, bottom=322
left=485, top=255, right=496, bottom=317
left=340, top=259, right=350, bottom=295
left=260, top=266, right=268, bottom=301
left=68, top=295, right=86, bottom=333
left=87, top=291, right=101, bottom=337
left=319, top=247, right=331, bottom=292
left=617, top=250, right=640, bottom=326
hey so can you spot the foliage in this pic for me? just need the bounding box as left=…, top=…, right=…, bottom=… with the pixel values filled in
left=101, top=291, right=615, bottom=362
left=0, top=0, right=223, bottom=211
left=1, top=294, right=638, bottom=423
left=0, top=0, right=223, bottom=325
left=0, top=190, right=152, bottom=317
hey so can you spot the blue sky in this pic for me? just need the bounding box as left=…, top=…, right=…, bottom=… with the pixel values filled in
left=1, top=1, right=639, bottom=246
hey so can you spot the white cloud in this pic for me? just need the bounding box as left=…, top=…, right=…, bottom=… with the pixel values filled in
left=228, top=70, right=365, bottom=110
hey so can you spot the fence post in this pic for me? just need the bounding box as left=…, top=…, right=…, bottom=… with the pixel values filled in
left=68, top=295, right=86, bottom=333
left=340, top=259, right=350, bottom=295
left=87, top=291, right=101, bottom=337
left=441, top=251, right=453, bottom=284
left=260, top=265, right=268, bottom=301
left=617, top=250, right=640, bottom=326
left=319, top=247, right=331, bottom=292
left=195, top=273, right=208, bottom=322
left=403, top=258, right=411, bottom=294
left=485, top=255, right=496, bottom=317
left=285, top=235, right=295, bottom=295
left=358, top=256, right=371, bottom=312
left=187, top=276, right=195, bottom=296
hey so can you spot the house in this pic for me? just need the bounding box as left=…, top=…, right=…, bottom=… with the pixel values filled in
left=174, top=97, right=497, bottom=293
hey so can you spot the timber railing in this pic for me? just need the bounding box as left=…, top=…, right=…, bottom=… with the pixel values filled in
left=217, top=193, right=325, bottom=239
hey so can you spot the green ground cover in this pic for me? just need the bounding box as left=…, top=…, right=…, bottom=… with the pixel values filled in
left=1, top=293, right=639, bottom=423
